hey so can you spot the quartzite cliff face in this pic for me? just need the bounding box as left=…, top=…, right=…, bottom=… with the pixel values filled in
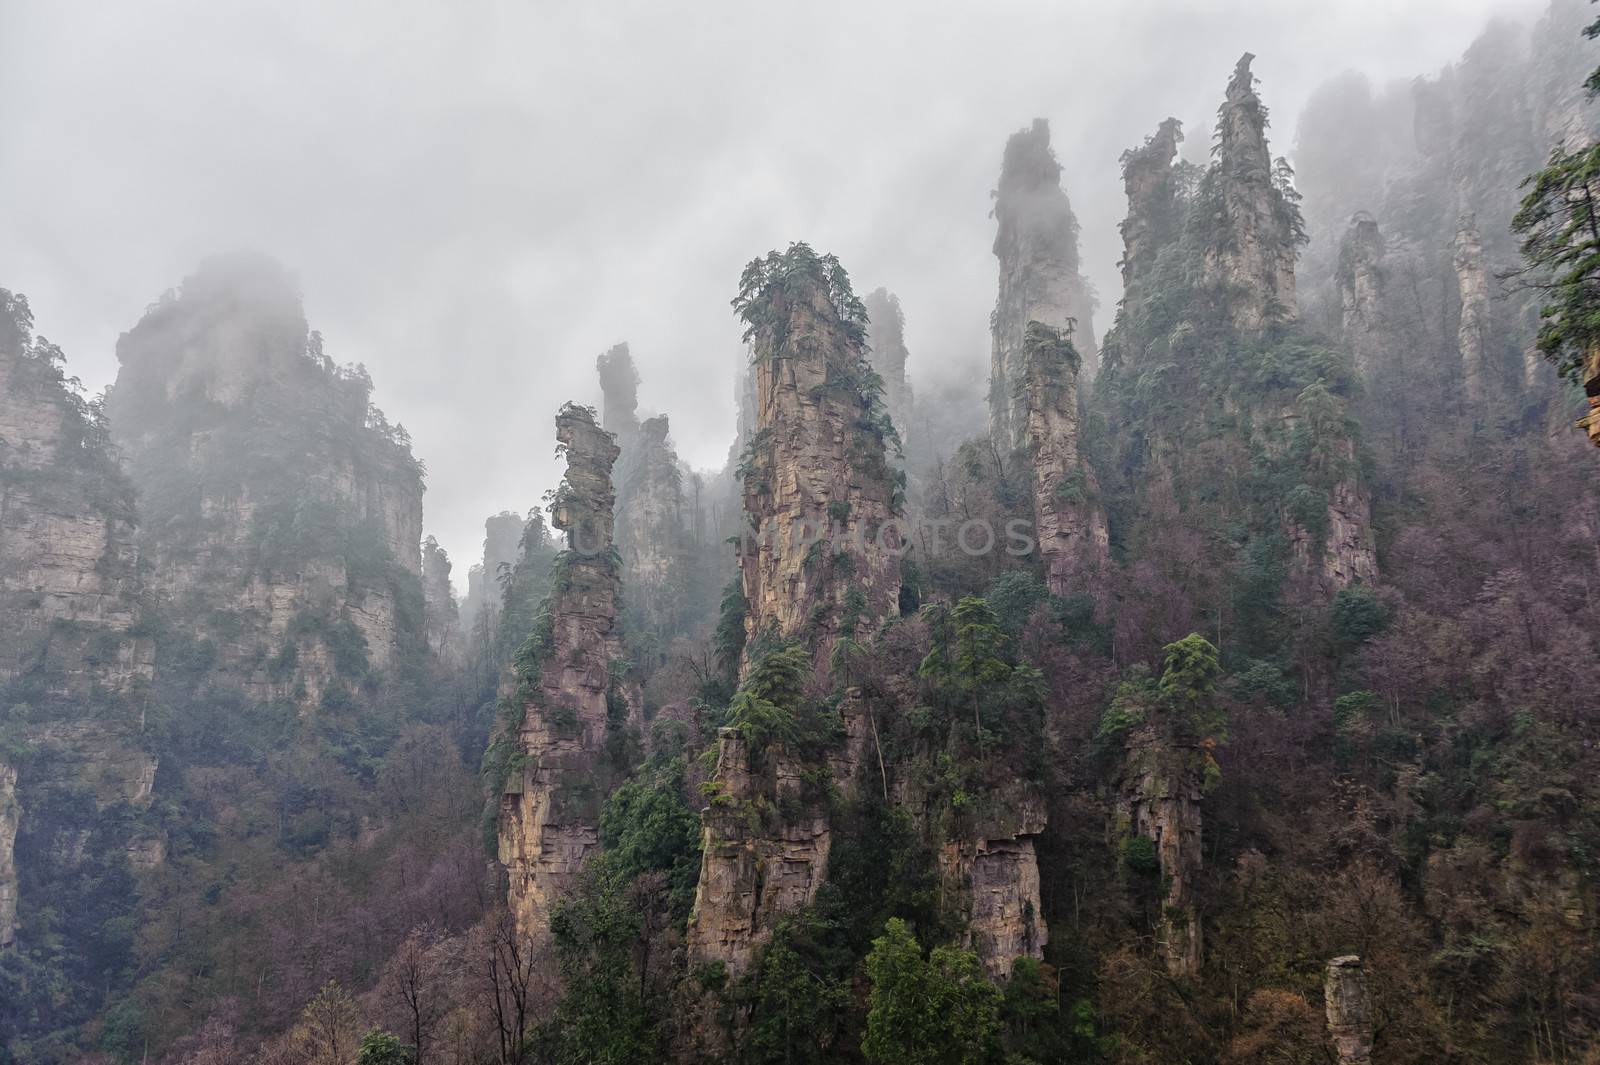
left=1337, top=213, right=1388, bottom=383
left=864, top=287, right=914, bottom=452
left=733, top=248, right=903, bottom=669
left=0, top=289, right=157, bottom=951
left=1018, top=322, right=1110, bottom=598
left=498, top=403, right=641, bottom=940
left=107, top=255, right=434, bottom=712
left=991, top=119, right=1099, bottom=449
left=1205, top=54, right=1299, bottom=332
left=1119, top=726, right=1204, bottom=976
left=1102, top=56, right=1376, bottom=604
left=1324, top=955, right=1375, bottom=1065
left=686, top=246, right=903, bottom=985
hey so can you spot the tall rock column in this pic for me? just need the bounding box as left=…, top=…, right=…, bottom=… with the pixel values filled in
left=1019, top=322, right=1110, bottom=596
left=497, top=403, right=641, bottom=939
left=1120, top=726, right=1203, bottom=976
left=734, top=245, right=902, bottom=668
left=596, top=341, right=642, bottom=443
left=1338, top=213, right=1388, bottom=381
left=686, top=245, right=902, bottom=987
left=1205, top=54, right=1299, bottom=331
left=991, top=119, right=1098, bottom=449
left=1324, top=955, right=1374, bottom=1065
left=421, top=536, right=463, bottom=666
left=462, top=510, right=525, bottom=639
left=1453, top=215, right=1493, bottom=409
left=864, top=287, right=914, bottom=452
left=1120, top=118, right=1184, bottom=299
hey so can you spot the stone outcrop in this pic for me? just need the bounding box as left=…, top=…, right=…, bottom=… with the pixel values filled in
left=616, top=414, right=688, bottom=641
left=498, top=403, right=641, bottom=940
left=422, top=535, right=464, bottom=666
left=1581, top=345, right=1600, bottom=448
left=462, top=510, right=525, bottom=639
left=1, top=289, right=160, bottom=952
left=864, top=287, right=914, bottom=452
left=1119, top=118, right=1184, bottom=301
left=1204, top=54, right=1299, bottom=332
left=1120, top=726, right=1203, bottom=976
left=686, top=246, right=901, bottom=999
left=1453, top=215, right=1493, bottom=409
left=1018, top=322, right=1110, bottom=597
left=1324, top=955, right=1374, bottom=1064
left=106, top=254, right=428, bottom=710
left=991, top=119, right=1099, bottom=448
left=734, top=247, right=902, bottom=669
left=937, top=788, right=1048, bottom=980
left=596, top=345, right=695, bottom=647
left=1313, top=474, right=1379, bottom=591
left=1338, top=213, right=1388, bottom=381
left=685, top=728, right=831, bottom=979
left=0, top=765, right=16, bottom=947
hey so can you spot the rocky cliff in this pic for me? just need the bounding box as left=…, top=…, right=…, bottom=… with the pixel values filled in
left=1017, top=322, right=1109, bottom=598
left=1324, top=955, right=1374, bottom=1064
left=1120, top=726, right=1203, bottom=976
left=1204, top=54, right=1300, bottom=332
left=733, top=244, right=903, bottom=670
left=1337, top=213, right=1388, bottom=382
left=1098, top=55, right=1377, bottom=617
left=685, top=244, right=902, bottom=992
left=1118, top=118, right=1184, bottom=307
left=685, top=728, right=831, bottom=980
left=0, top=766, right=15, bottom=947
left=498, top=403, right=641, bottom=940
left=991, top=119, right=1098, bottom=449
left=106, top=254, right=428, bottom=712
left=0, top=289, right=157, bottom=955
left=864, top=287, right=914, bottom=453
left=937, top=785, right=1048, bottom=981
left=422, top=535, right=464, bottom=667
left=1452, top=215, right=1495, bottom=409
left=596, top=344, right=696, bottom=655
left=462, top=509, right=526, bottom=642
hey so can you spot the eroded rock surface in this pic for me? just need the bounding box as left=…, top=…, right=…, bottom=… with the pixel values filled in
left=1338, top=213, right=1388, bottom=381
left=0, top=289, right=159, bottom=951
left=991, top=119, right=1098, bottom=447
left=1324, top=955, right=1374, bottom=1064
left=1204, top=54, right=1299, bottom=332
left=107, top=254, right=428, bottom=710
left=1453, top=215, right=1493, bottom=409
left=1121, top=726, right=1203, bottom=976
left=686, top=729, right=831, bottom=979
left=498, top=404, right=641, bottom=939
left=938, top=790, right=1048, bottom=980
left=864, top=287, right=914, bottom=453
left=735, top=249, right=902, bottom=670
left=1019, top=322, right=1109, bottom=598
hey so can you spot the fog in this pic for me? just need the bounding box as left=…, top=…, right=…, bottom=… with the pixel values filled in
left=0, top=0, right=1547, bottom=578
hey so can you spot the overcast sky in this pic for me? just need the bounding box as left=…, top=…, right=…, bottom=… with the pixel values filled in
left=0, top=0, right=1553, bottom=583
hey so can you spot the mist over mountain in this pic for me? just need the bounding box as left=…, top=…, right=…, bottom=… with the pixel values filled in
left=4, top=2, right=1600, bottom=1063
